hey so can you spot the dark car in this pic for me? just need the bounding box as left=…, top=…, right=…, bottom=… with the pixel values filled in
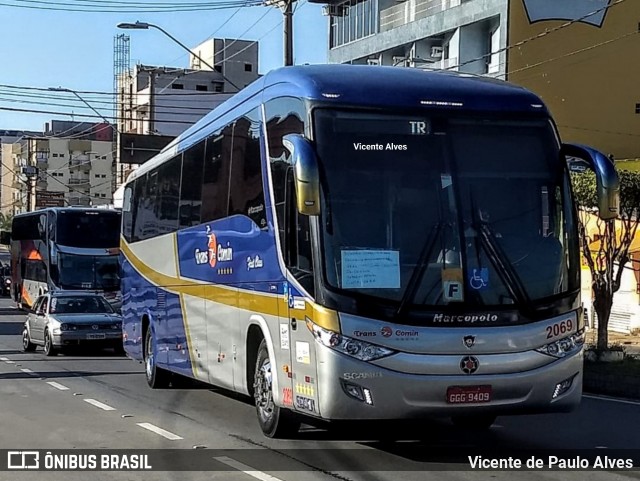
left=22, top=291, right=124, bottom=356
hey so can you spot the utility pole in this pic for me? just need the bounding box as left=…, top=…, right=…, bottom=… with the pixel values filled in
left=265, top=0, right=295, bottom=66
left=284, top=0, right=294, bottom=66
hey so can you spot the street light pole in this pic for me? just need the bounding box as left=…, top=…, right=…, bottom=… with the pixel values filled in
left=117, top=21, right=241, bottom=92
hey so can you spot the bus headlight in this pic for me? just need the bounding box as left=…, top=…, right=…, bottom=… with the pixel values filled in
left=536, top=329, right=585, bottom=358
left=306, top=319, right=396, bottom=362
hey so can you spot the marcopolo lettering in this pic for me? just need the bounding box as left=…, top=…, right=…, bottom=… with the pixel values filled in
left=433, top=313, right=499, bottom=323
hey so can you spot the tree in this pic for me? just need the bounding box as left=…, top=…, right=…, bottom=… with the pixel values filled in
left=571, top=170, right=640, bottom=350
left=0, top=212, right=12, bottom=232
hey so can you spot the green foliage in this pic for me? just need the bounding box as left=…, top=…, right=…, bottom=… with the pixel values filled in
left=0, top=213, right=12, bottom=232
left=570, top=171, right=597, bottom=209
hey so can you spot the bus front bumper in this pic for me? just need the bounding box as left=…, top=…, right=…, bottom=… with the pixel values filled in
left=314, top=348, right=583, bottom=420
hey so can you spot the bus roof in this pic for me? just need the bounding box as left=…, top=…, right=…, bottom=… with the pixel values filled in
left=127, top=64, right=550, bottom=182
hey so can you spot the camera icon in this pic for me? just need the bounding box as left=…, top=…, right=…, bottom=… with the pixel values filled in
left=7, top=451, right=40, bottom=469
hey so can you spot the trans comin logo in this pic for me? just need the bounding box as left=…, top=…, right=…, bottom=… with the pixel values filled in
left=194, top=228, right=234, bottom=267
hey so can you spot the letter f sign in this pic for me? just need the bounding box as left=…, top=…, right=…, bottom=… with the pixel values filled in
left=444, top=281, right=463, bottom=302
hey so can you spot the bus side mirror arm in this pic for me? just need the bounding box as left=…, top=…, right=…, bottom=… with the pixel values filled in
left=283, top=134, right=321, bottom=216
left=562, top=143, right=620, bottom=220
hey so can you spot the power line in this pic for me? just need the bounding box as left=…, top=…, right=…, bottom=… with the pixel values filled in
left=0, top=0, right=262, bottom=13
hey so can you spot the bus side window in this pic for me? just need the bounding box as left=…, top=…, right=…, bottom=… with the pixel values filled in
left=285, top=169, right=314, bottom=296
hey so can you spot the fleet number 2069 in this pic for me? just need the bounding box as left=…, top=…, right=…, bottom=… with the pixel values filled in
left=545, top=319, right=573, bottom=339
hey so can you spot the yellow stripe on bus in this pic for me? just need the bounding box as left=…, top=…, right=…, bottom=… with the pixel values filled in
left=120, top=236, right=340, bottom=332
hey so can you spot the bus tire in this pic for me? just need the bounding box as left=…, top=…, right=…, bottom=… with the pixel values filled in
left=43, top=329, right=57, bottom=357
left=451, top=414, right=497, bottom=430
left=253, top=339, right=300, bottom=438
left=144, top=327, right=170, bottom=389
left=22, top=327, right=36, bottom=352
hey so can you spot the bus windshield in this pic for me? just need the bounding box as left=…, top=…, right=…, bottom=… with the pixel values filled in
left=314, top=109, right=579, bottom=310
left=56, top=254, right=119, bottom=290
left=56, top=211, right=120, bottom=248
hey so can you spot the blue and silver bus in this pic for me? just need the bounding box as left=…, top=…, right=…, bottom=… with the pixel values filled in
left=120, top=65, right=619, bottom=438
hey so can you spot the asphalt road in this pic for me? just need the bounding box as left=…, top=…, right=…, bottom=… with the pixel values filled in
left=0, top=296, right=639, bottom=481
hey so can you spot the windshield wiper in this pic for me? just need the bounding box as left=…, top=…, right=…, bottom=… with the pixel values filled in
left=472, top=209, right=532, bottom=310
left=394, top=222, right=442, bottom=320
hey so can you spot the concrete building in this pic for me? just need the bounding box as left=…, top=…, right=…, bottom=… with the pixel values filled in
left=326, top=0, right=640, bottom=158
left=28, top=135, right=115, bottom=208
left=1, top=131, right=40, bottom=216
left=114, top=37, right=260, bottom=187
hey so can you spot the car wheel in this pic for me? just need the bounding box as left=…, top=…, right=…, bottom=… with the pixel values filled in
left=22, top=327, right=36, bottom=352
left=43, top=330, right=57, bottom=357
left=144, top=327, right=170, bottom=388
left=451, top=414, right=497, bottom=430
left=254, top=339, right=300, bottom=438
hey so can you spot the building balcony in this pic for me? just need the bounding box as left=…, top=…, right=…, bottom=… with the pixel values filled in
left=36, top=159, right=49, bottom=170
left=380, top=0, right=461, bottom=32
left=68, top=178, right=90, bottom=185
left=69, top=158, right=91, bottom=171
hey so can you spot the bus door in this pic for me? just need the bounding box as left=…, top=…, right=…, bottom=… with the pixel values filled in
left=284, top=170, right=320, bottom=417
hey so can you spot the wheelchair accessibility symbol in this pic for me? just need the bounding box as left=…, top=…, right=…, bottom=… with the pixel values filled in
left=469, top=268, right=489, bottom=290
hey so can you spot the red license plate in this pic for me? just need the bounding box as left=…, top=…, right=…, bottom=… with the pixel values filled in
left=446, top=385, right=492, bottom=404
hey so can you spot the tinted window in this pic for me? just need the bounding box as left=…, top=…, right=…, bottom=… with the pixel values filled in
left=229, top=108, right=267, bottom=229
left=131, top=174, right=147, bottom=242
left=56, top=211, right=121, bottom=248
left=201, top=125, right=232, bottom=223
left=180, top=141, right=205, bottom=228
left=12, top=213, right=46, bottom=241
left=157, top=156, right=181, bottom=234
left=265, top=97, right=306, bottom=247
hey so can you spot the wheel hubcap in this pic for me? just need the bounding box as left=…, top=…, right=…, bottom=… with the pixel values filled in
left=22, top=330, right=28, bottom=349
left=44, top=334, right=50, bottom=352
left=145, top=333, right=153, bottom=379
left=254, top=359, right=274, bottom=421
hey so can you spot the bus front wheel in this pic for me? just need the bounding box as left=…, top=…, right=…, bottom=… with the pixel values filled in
left=144, top=327, right=170, bottom=389
left=254, top=339, right=300, bottom=438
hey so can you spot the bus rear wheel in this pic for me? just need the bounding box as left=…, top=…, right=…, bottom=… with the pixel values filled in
left=254, top=339, right=300, bottom=438
left=451, top=414, right=497, bottom=430
left=144, top=327, right=170, bottom=389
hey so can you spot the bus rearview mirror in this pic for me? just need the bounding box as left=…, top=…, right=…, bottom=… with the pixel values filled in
left=282, top=134, right=321, bottom=216
left=562, top=143, right=620, bottom=220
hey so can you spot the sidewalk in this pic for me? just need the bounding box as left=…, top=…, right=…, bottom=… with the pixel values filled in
left=585, top=327, right=640, bottom=355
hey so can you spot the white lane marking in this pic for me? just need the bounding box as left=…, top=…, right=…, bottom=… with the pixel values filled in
left=46, top=381, right=70, bottom=391
left=583, top=394, right=640, bottom=406
left=20, top=368, right=38, bottom=376
left=4, top=360, right=15, bottom=364
left=0, top=357, right=9, bottom=361
left=84, top=399, right=116, bottom=411
left=136, top=423, right=183, bottom=440
left=213, top=456, right=285, bottom=481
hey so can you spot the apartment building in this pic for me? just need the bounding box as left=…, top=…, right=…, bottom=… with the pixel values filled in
left=325, top=0, right=640, bottom=158
left=114, top=37, right=260, bottom=187
left=34, top=136, right=114, bottom=207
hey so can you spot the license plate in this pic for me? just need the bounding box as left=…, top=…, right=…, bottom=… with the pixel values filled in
left=446, top=385, right=492, bottom=404
left=86, top=333, right=106, bottom=340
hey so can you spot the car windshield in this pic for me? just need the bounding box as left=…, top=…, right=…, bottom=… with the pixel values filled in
left=314, top=109, right=579, bottom=311
left=50, top=296, right=114, bottom=314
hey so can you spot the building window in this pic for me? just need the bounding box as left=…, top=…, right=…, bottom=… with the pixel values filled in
left=172, top=83, right=184, bottom=90
left=52, top=153, right=58, bottom=157
left=636, top=103, right=640, bottom=114
left=213, top=82, right=224, bottom=93
left=196, top=84, right=208, bottom=91
left=214, top=65, right=222, bottom=73
left=244, top=63, right=253, bottom=72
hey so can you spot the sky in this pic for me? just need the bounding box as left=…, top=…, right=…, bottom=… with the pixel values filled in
left=0, top=1, right=328, bottom=132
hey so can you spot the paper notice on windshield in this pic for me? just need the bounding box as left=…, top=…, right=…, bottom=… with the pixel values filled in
left=341, top=249, right=400, bottom=289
